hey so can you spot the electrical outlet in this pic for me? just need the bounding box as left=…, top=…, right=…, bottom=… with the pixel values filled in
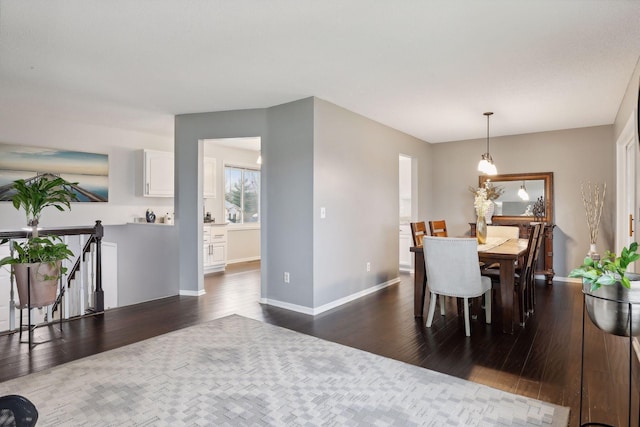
left=284, top=272, right=290, bottom=283
left=366, top=262, right=371, bottom=272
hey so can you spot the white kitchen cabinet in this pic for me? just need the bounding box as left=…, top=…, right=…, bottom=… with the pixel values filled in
left=203, top=224, right=227, bottom=273
left=142, top=149, right=174, bottom=197
left=203, top=157, right=216, bottom=198
left=399, top=223, right=413, bottom=271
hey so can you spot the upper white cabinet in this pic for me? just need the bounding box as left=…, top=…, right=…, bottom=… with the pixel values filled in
left=142, top=149, right=174, bottom=197
left=203, top=157, right=216, bottom=199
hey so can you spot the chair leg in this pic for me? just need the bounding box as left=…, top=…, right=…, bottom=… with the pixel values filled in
left=463, top=297, right=471, bottom=336
left=529, top=273, right=536, bottom=313
left=517, top=286, right=526, bottom=326
left=484, top=289, right=492, bottom=324
left=439, top=295, right=446, bottom=316
left=426, top=292, right=438, bottom=328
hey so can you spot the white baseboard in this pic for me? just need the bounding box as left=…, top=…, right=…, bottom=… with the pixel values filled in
left=179, top=289, right=206, bottom=297
left=260, top=277, right=401, bottom=316
left=547, top=276, right=580, bottom=283
left=227, top=256, right=261, bottom=265
left=258, top=298, right=315, bottom=315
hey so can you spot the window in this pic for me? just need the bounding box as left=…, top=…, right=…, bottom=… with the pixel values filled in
left=224, top=165, right=260, bottom=224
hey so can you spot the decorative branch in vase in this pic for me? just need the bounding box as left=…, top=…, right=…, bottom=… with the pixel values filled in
left=580, top=182, right=606, bottom=259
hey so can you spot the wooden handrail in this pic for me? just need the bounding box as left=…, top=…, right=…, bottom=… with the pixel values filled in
left=0, top=223, right=103, bottom=240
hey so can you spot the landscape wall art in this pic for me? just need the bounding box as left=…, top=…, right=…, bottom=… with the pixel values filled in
left=0, top=143, right=109, bottom=202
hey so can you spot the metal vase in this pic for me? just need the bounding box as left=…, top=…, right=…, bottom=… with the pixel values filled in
left=584, top=273, right=640, bottom=337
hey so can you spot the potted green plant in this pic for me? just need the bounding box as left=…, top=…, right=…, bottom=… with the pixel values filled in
left=569, top=242, right=640, bottom=336
left=0, top=175, right=78, bottom=308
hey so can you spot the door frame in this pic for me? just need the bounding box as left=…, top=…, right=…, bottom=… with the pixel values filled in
left=616, top=110, right=639, bottom=267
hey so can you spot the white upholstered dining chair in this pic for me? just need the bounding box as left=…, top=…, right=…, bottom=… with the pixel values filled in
left=423, top=236, right=492, bottom=336
left=486, top=225, right=519, bottom=239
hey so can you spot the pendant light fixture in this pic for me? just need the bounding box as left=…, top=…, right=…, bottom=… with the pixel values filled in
left=518, top=181, right=530, bottom=200
left=477, top=112, right=497, bottom=175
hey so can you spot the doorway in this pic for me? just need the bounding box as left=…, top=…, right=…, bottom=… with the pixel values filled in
left=399, top=154, right=415, bottom=272
left=202, top=137, right=262, bottom=276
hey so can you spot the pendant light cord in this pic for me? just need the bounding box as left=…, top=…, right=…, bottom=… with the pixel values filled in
left=484, top=112, right=493, bottom=155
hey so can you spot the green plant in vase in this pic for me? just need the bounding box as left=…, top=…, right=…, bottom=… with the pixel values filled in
left=569, top=242, right=640, bottom=337
left=0, top=175, right=78, bottom=308
left=569, top=242, right=639, bottom=292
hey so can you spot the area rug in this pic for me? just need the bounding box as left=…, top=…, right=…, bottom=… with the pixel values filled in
left=0, top=314, right=569, bottom=426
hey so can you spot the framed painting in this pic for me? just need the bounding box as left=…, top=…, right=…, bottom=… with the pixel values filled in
left=0, top=143, right=109, bottom=202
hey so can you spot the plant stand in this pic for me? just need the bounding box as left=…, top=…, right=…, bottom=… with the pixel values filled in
left=579, top=289, right=639, bottom=426
left=18, top=265, right=64, bottom=349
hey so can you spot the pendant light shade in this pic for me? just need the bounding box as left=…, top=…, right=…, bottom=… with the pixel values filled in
left=477, top=112, right=497, bottom=175
left=518, top=181, right=529, bottom=200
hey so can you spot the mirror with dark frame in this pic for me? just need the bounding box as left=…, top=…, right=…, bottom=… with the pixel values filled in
left=479, top=172, right=554, bottom=224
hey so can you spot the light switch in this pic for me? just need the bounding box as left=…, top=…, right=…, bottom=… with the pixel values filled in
left=320, top=207, right=326, bottom=219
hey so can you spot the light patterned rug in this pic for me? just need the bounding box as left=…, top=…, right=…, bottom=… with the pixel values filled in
left=0, top=315, right=569, bottom=426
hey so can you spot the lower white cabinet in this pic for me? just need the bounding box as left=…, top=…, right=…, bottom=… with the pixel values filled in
left=204, top=224, right=227, bottom=273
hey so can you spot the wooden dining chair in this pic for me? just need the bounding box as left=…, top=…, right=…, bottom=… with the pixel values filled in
left=410, top=221, right=427, bottom=247
left=482, top=223, right=542, bottom=325
left=428, top=220, right=448, bottom=237
left=527, top=223, right=545, bottom=313
left=423, top=236, right=492, bottom=336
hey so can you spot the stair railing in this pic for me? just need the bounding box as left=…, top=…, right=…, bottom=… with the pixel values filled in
left=0, top=220, right=104, bottom=332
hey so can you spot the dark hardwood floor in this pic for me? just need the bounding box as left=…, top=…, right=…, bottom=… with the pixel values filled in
left=0, top=261, right=637, bottom=426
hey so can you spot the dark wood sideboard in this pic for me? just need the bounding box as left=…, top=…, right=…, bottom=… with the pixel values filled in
left=470, top=221, right=555, bottom=284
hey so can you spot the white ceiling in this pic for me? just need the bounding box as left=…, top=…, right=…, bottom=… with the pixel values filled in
left=1, top=1, right=639, bottom=143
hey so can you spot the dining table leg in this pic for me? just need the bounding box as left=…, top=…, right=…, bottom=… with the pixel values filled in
left=414, top=251, right=426, bottom=317
left=499, top=258, right=515, bottom=334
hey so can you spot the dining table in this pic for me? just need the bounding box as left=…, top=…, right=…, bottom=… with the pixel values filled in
left=411, top=237, right=528, bottom=334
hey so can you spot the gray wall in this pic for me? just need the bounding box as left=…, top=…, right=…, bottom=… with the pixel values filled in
left=174, top=97, right=433, bottom=311
left=313, top=98, right=432, bottom=306
left=104, top=224, right=179, bottom=306
left=175, top=109, right=268, bottom=295
left=431, top=125, right=615, bottom=276
left=264, top=98, right=315, bottom=307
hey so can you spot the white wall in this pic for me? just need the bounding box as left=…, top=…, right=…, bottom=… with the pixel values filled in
left=0, top=111, right=179, bottom=306
left=0, top=110, right=175, bottom=229
left=614, top=56, right=640, bottom=140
